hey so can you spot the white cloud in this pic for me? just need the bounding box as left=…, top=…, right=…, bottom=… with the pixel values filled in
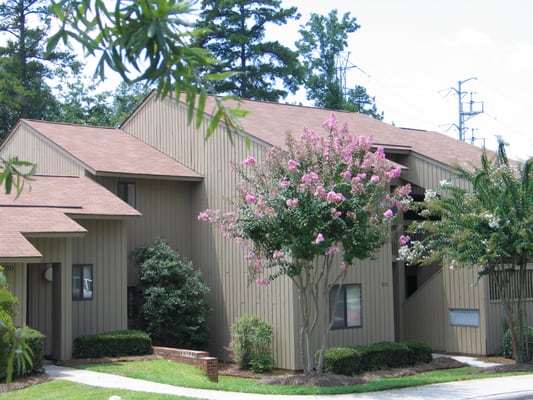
left=454, top=28, right=493, bottom=47
left=508, top=42, right=533, bottom=72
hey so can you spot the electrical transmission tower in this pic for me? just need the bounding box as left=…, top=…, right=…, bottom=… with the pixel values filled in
left=335, top=52, right=370, bottom=101
left=450, top=77, right=484, bottom=142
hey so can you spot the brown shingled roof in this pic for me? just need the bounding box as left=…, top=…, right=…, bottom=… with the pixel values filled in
left=0, top=208, right=87, bottom=259
left=0, top=175, right=140, bottom=260
left=199, top=96, right=487, bottom=169
left=23, top=119, right=202, bottom=181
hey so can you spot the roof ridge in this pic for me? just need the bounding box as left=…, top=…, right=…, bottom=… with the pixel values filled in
left=22, top=119, right=121, bottom=131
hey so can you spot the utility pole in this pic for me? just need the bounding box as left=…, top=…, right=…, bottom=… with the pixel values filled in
left=450, top=78, right=484, bottom=141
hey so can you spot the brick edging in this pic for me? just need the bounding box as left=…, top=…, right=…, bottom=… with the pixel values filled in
left=153, top=346, right=218, bottom=382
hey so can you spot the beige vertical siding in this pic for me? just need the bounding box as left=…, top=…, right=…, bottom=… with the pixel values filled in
left=313, top=246, right=396, bottom=352
left=485, top=264, right=533, bottom=355
left=121, top=94, right=401, bottom=369
left=443, top=266, right=487, bottom=355
left=28, top=237, right=73, bottom=360
left=402, top=268, right=447, bottom=351
left=70, top=219, right=128, bottom=339
left=27, top=264, right=54, bottom=355
left=95, top=176, right=194, bottom=283
left=122, top=95, right=299, bottom=368
left=3, top=263, right=27, bottom=327
left=402, top=262, right=489, bottom=355
left=0, top=123, right=84, bottom=176
left=399, top=154, right=455, bottom=191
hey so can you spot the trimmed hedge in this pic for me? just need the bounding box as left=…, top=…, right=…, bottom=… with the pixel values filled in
left=317, top=340, right=433, bottom=376
left=319, top=346, right=366, bottom=376
left=73, top=330, right=153, bottom=359
left=403, top=340, right=433, bottom=364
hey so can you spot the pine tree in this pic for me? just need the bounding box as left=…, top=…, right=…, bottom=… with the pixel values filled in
left=194, top=0, right=303, bottom=101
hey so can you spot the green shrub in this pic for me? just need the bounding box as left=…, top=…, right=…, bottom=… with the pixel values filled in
left=319, top=340, right=433, bottom=376
left=317, top=346, right=365, bottom=376
left=402, top=340, right=433, bottom=364
left=502, top=326, right=533, bottom=360
left=230, top=315, right=274, bottom=372
left=73, top=330, right=152, bottom=359
left=362, top=342, right=411, bottom=370
left=136, top=239, right=210, bottom=350
left=14, top=328, right=45, bottom=376
left=0, top=307, right=15, bottom=381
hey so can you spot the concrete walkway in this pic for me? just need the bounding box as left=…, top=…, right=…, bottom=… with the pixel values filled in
left=44, top=357, right=533, bottom=400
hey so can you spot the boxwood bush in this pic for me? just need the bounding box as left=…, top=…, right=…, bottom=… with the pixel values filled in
left=317, top=340, right=433, bottom=376
left=403, top=340, right=433, bottom=364
left=317, top=346, right=365, bottom=376
left=73, top=330, right=152, bottom=359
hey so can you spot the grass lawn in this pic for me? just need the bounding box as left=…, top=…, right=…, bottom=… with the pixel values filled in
left=0, top=380, right=195, bottom=400
left=1, top=360, right=532, bottom=399
left=78, top=359, right=533, bottom=396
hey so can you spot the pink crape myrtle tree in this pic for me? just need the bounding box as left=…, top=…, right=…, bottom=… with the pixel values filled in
left=199, top=113, right=412, bottom=374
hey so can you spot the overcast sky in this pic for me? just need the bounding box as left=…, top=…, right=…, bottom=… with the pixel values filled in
left=270, top=0, right=532, bottom=161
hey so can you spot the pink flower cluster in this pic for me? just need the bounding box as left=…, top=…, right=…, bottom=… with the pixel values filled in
left=245, top=192, right=256, bottom=204
left=242, top=156, right=256, bottom=166
left=279, top=177, right=290, bottom=188
left=325, top=246, right=340, bottom=256
left=199, top=111, right=414, bottom=289
left=301, top=172, right=319, bottom=185
left=288, top=159, right=300, bottom=172
left=330, top=208, right=342, bottom=219
left=326, top=191, right=346, bottom=203
left=399, top=235, right=411, bottom=246
left=255, top=277, right=269, bottom=286
left=387, top=167, right=402, bottom=180
left=286, top=198, right=299, bottom=207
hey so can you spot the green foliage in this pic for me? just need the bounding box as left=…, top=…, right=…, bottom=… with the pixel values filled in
left=317, top=346, right=365, bottom=376
left=202, top=114, right=411, bottom=374
left=295, top=9, right=382, bottom=118
left=0, top=0, right=76, bottom=139
left=403, top=340, right=433, bottom=364
left=0, top=306, right=16, bottom=381
left=318, top=341, right=433, bottom=377
left=54, top=76, right=151, bottom=127
left=362, top=342, right=412, bottom=371
left=400, top=140, right=532, bottom=363
left=73, top=330, right=153, bottom=359
left=136, top=239, right=210, bottom=350
left=230, top=315, right=274, bottom=372
left=502, top=327, right=533, bottom=361
left=14, top=328, right=44, bottom=376
left=0, top=156, right=36, bottom=197
left=49, top=0, right=246, bottom=140
left=194, top=0, right=303, bottom=101
left=0, top=269, right=35, bottom=384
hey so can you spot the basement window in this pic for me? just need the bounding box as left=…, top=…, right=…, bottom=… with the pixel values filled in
left=449, top=308, right=479, bottom=327
left=72, top=264, right=93, bottom=300
left=330, top=284, right=362, bottom=329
